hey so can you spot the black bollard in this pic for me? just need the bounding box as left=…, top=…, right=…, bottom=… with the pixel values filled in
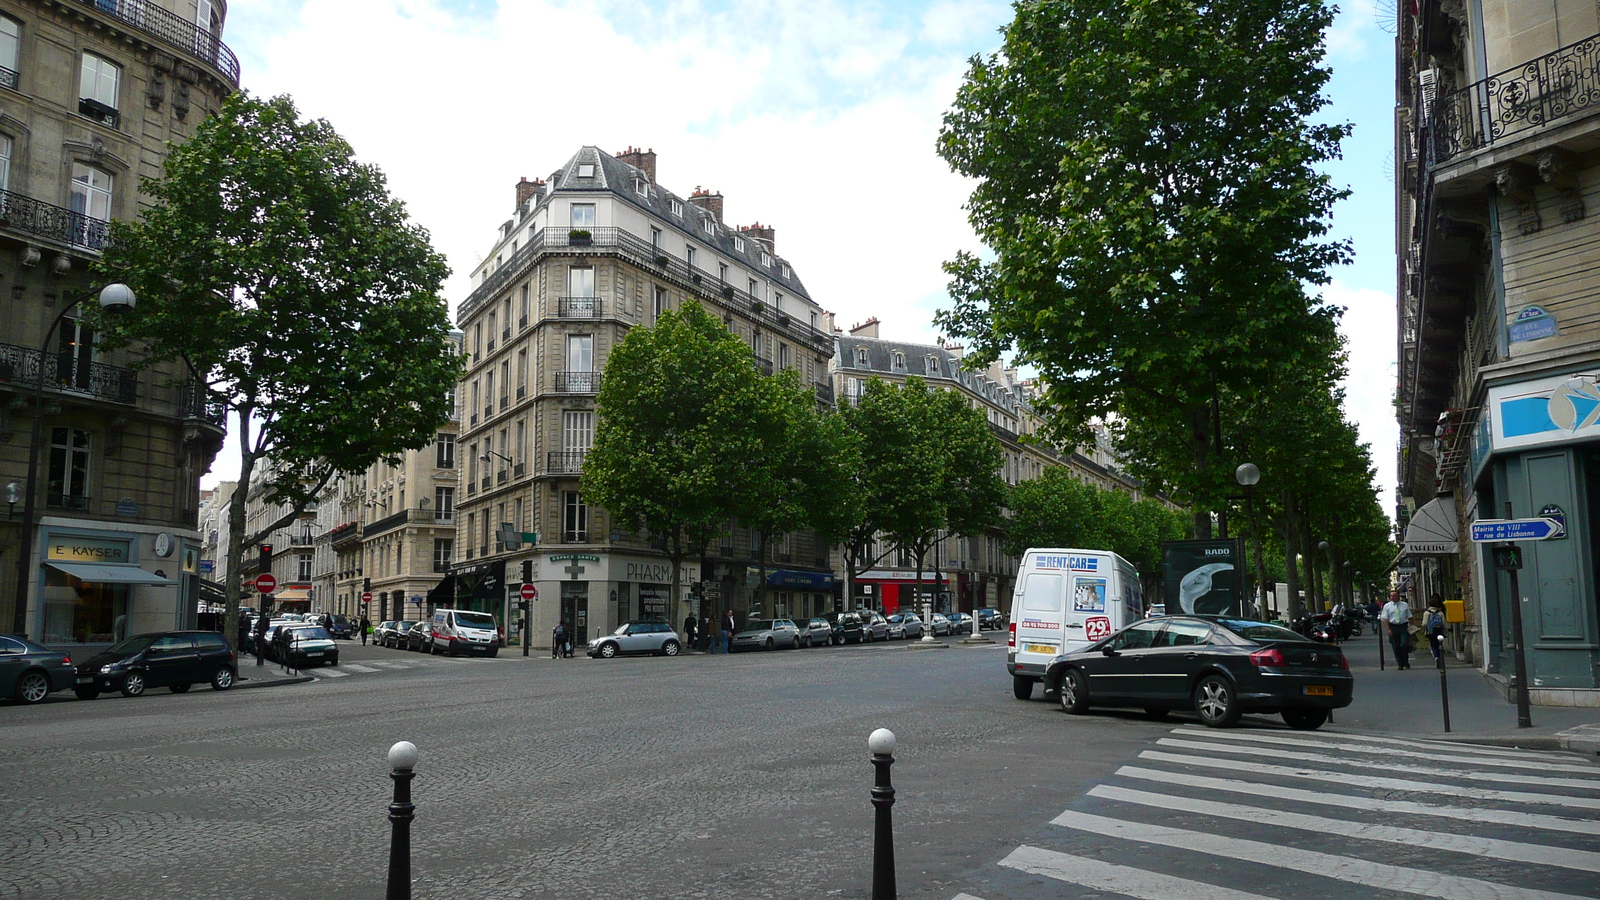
left=869, top=728, right=897, bottom=900
left=1437, top=647, right=1451, bottom=732
left=387, top=741, right=418, bottom=900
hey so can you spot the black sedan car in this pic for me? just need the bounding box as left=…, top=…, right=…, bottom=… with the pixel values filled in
left=1043, top=616, right=1352, bottom=730
left=0, top=634, right=76, bottom=704
left=75, top=631, right=238, bottom=699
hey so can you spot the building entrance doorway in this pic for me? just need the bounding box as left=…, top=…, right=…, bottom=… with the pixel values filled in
left=561, top=582, right=589, bottom=646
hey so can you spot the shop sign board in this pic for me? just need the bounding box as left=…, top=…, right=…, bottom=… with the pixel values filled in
left=47, top=536, right=131, bottom=563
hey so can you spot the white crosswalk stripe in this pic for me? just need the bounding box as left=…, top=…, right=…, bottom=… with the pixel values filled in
left=948, top=726, right=1600, bottom=900
left=307, top=654, right=494, bottom=681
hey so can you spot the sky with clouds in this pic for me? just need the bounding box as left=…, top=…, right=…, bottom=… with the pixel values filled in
left=206, top=0, right=1400, bottom=516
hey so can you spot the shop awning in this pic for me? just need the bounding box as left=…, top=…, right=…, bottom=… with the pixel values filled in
left=426, top=575, right=456, bottom=604
left=1403, top=496, right=1459, bottom=555
left=764, top=569, right=835, bottom=590
left=46, top=562, right=174, bottom=585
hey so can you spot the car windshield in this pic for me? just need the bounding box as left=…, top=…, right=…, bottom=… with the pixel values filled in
left=1216, top=619, right=1307, bottom=643
left=291, top=626, right=332, bottom=640
left=613, top=624, right=633, bottom=635
left=106, top=635, right=156, bottom=655
left=398, top=622, right=414, bottom=632
left=456, top=612, right=496, bottom=629
left=744, top=620, right=774, bottom=631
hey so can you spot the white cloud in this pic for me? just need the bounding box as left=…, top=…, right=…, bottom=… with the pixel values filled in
left=1329, top=279, right=1397, bottom=513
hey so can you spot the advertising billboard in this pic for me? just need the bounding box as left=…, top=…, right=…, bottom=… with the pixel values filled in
left=1162, top=539, right=1244, bottom=616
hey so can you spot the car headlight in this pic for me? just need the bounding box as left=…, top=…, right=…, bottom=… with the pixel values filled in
left=99, top=664, right=114, bottom=674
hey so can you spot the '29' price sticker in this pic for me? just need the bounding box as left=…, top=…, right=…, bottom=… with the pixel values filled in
left=1084, top=616, right=1112, bottom=642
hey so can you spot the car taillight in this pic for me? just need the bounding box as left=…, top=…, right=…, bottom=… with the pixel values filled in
left=62, top=654, right=71, bottom=666
left=1249, top=647, right=1285, bottom=667
left=1008, top=622, right=1016, bottom=648
left=1337, top=653, right=1349, bottom=670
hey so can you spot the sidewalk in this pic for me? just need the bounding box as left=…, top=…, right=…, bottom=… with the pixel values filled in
left=1331, top=627, right=1600, bottom=754
left=233, top=654, right=315, bottom=689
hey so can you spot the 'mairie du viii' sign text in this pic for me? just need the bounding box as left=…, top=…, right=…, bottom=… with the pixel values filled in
left=1469, top=518, right=1563, bottom=542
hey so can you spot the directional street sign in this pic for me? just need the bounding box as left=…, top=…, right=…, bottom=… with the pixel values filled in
left=1469, top=517, right=1564, bottom=543
left=254, top=573, right=278, bottom=594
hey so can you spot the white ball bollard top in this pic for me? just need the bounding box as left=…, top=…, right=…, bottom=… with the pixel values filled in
left=388, top=740, right=419, bottom=771
left=868, top=727, right=896, bottom=756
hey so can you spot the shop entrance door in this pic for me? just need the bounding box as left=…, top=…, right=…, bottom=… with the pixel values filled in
left=561, top=583, right=589, bottom=646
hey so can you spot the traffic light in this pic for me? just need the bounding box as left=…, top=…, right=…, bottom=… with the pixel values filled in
left=521, top=560, right=534, bottom=583
left=363, top=577, right=371, bottom=593
left=259, top=544, right=273, bottom=573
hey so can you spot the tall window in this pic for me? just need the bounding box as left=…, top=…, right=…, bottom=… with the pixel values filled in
left=498, top=361, right=509, bottom=402
left=55, top=313, right=95, bottom=391
left=568, top=266, right=594, bottom=297
left=70, top=163, right=112, bottom=220
left=650, top=226, right=662, bottom=248
left=718, top=263, right=729, bottom=283
left=515, top=419, right=526, bottom=464
left=563, top=492, right=587, bottom=542
left=0, top=17, right=19, bottom=89
left=78, top=53, right=119, bottom=115
left=433, top=539, right=453, bottom=573
left=297, top=555, right=313, bottom=581
left=779, top=343, right=791, bottom=370
left=748, top=278, right=758, bottom=299
left=569, top=203, right=595, bottom=228
left=434, top=486, right=454, bottom=522
left=686, top=246, right=696, bottom=271
left=435, top=432, right=455, bottom=468
left=566, top=334, right=593, bottom=372
left=465, top=513, right=475, bottom=557
left=47, top=428, right=90, bottom=508
left=516, top=350, right=527, bottom=393
left=0, top=135, right=10, bottom=194
left=563, top=410, right=593, bottom=454
left=518, top=284, right=530, bottom=324
left=484, top=371, right=494, bottom=411
left=653, top=286, right=668, bottom=320
left=195, top=0, right=220, bottom=58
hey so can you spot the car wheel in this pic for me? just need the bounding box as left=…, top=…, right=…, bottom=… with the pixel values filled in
left=1058, top=669, right=1089, bottom=714
left=73, top=686, right=100, bottom=701
left=1012, top=674, right=1035, bottom=700
left=485, top=648, right=498, bottom=659
left=1282, top=708, right=1329, bottom=730
left=1194, top=675, right=1241, bottom=728
left=1143, top=707, right=1171, bottom=720
left=801, top=636, right=810, bottom=649
left=169, top=683, right=192, bottom=694
left=120, top=673, right=147, bottom=698
left=15, top=670, right=50, bottom=704
left=598, top=642, right=619, bottom=659
left=661, top=640, right=680, bottom=657
left=211, top=668, right=234, bottom=691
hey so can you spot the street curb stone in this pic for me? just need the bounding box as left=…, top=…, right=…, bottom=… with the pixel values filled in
left=234, top=674, right=315, bottom=690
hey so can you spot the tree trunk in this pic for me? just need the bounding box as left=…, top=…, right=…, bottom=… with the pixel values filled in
left=756, top=531, right=770, bottom=616
left=668, top=532, right=686, bottom=633
left=1280, top=493, right=1302, bottom=622
left=222, top=408, right=256, bottom=651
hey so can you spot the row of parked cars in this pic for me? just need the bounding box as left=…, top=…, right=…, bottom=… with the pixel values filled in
left=0, top=630, right=240, bottom=703
left=573, top=608, right=1012, bottom=659
left=371, top=609, right=502, bottom=657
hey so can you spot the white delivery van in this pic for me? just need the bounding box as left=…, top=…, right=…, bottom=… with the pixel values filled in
left=428, top=608, right=501, bottom=657
left=1007, top=548, right=1142, bottom=699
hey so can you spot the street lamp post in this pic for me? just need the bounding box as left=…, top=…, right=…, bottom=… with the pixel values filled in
left=1234, top=463, right=1264, bottom=616
left=1316, top=540, right=1331, bottom=614
left=10, top=284, right=136, bottom=635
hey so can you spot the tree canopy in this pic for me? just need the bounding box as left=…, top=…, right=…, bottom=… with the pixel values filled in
left=93, top=91, right=460, bottom=642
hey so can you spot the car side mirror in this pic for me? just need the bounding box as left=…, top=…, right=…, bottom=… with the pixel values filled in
left=1101, top=645, right=1118, bottom=657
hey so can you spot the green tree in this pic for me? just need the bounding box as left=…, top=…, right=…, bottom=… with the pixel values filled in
left=583, top=302, right=769, bottom=628
left=93, top=92, right=460, bottom=646
left=936, top=0, right=1350, bottom=535
left=1006, top=469, right=1186, bottom=600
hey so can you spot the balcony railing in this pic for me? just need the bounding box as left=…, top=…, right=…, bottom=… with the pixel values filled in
left=547, top=450, right=587, bottom=474
left=0, top=189, right=113, bottom=251
left=364, top=507, right=440, bottom=537
left=433, top=510, right=455, bottom=524
left=1431, top=33, right=1600, bottom=164
left=288, top=534, right=315, bottom=547
left=813, top=382, right=834, bottom=405
left=555, top=371, right=601, bottom=393
left=0, top=66, right=16, bottom=90
left=77, top=97, right=120, bottom=129
left=178, top=382, right=226, bottom=425
left=753, top=355, right=773, bottom=376
left=79, top=0, right=241, bottom=86
left=557, top=296, right=603, bottom=318
left=563, top=530, right=588, bottom=543
left=0, top=341, right=136, bottom=404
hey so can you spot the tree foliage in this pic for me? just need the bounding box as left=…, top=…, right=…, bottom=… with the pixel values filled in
left=936, top=0, right=1351, bottom=533
left=93, top=91, right=460, bottom=643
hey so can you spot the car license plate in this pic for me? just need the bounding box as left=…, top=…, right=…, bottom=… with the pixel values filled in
left=75, top=676, right=93, bottom=684
left=1303, top=685, right=1333, bottom=696
left=1024, top=643, right=1055, bottom=655
left=307, top=652, right=323, bottom=657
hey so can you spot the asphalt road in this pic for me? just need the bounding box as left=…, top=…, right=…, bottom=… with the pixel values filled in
left=3, top=637, right=1596, bottom=900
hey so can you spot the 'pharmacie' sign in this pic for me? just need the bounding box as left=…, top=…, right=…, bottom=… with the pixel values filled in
left=47, top=536, right=130, bottom=563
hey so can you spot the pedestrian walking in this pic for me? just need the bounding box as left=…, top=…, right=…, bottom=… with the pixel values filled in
left=684, top=615, right=698, bottom=650
left=1365, top=597, right=1381, bottom=635
left=1381, top=591, right=1413, bottom=670
left=723, top=610, right=736, bottom=654
left=1425, top=599, right=1447, bottom=662
left=552, top=622, right=566, bottom=659
left=360, top=615, right=371, bottom=646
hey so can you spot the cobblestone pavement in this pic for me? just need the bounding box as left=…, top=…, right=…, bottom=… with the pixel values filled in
left=0, top=640, right=1170, bottom=900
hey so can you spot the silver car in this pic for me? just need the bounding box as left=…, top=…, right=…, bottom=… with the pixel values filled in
left=796, top=617, right=833, bottom=648
left=732, top=618, right=801, bottom=651
left=587, top=622, right=683, bottom=658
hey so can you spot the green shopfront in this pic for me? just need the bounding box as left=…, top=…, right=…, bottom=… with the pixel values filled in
left=1471, top=373, right=1600, bottom=698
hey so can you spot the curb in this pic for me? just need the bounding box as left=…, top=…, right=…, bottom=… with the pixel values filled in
left=906, top=641, right=950, bottom=650
left=234, top=674, right=315, bottom=690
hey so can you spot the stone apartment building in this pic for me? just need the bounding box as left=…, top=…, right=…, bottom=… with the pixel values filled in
left=0, top=0, right=234, bottom=644
left=831, top=318, right=1152, bottom=616
left=452, top=146, right=836, bottom=647
left=1396, top=1, right=1600, bottom=703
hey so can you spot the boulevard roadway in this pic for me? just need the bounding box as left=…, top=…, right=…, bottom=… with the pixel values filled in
left=1, top=637, right=1597, bottom=900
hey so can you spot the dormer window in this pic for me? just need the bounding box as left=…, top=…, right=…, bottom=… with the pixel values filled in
left=892, top=352, right=905, bottom=371
left=925, top=356, right=937, bottom=375
left=577, top=164, right=595, bottom=178
left=782, top=265, right=791, bottom=278
left=702, top=217, right=714, bottom=235
left=734, top=236, right=745, bottom=252
left=761, top=251, right=772, bottom=267
left=634, top=178, right=648, bottom=197
left=855, top=348, right=868, bottom=367
left=670, top=199, right=683, bottom=216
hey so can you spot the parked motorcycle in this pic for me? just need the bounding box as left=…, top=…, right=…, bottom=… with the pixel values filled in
left=1291, top=613, right=1339, bottom=644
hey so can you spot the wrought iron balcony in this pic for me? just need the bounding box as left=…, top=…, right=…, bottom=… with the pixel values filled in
left=0, top=189, right=113, bottom=251
left=555, top=371, right=601, bottom=393
left=77, top=97, right=120, bottom=129
left=288, top=534, right=315, bottom=547
left=0, top=341, right=136, bottom=404
left=563, top=530, right=589, bottom=543
left=813, top=382, right=834, bottom=405
left=78, top=0, right=241, bottom=86
left=547, top=450, right=587, bottom=474
left=1431, top=33, right=1600, bottom=165
left=0, top=66, right=17, bottom=90
left=178, top=382, right=226, bottom=425
left=753, top=355, right=773, bottom=376
left=557, top=296, right=603, bottom=318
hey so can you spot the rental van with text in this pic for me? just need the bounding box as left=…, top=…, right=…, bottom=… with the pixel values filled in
left=1007, top=548, right=1141, bottom=699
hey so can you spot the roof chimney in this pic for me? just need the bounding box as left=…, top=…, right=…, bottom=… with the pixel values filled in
left=688, top=186, right=724, bottom=224
left=616, top=146, right=657, bottom=183
left=740, top=221, right=775, bottom=255
left=515, top=177, right=544, bottom=210
left=849, top=317, right=880, bottom=338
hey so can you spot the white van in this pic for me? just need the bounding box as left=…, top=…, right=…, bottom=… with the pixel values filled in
left=428, top=608, right=501, bottom=657
left=1007, top=548, right=1142, bottom=699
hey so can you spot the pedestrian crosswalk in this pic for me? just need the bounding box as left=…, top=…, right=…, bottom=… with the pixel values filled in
left=310, top=656, right=485, bottom=679
left=954, top=726, right=1600, bottom=900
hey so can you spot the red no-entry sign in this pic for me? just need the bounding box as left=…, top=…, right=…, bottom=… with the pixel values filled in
left=520, top=583, right=538, bottom=602
left=362, top=591, right=373, bottom=604
left=254, top=573, right=278, bottom=594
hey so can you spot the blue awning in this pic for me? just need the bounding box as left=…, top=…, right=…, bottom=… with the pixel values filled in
left=765, top=570, right=834, bottom=590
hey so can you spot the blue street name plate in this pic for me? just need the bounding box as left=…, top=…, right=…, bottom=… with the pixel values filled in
left=1469, top=518, right=1562, bottom=542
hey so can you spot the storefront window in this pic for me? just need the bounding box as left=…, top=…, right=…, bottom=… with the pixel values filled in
left=42, top=568, right=127, bottom=644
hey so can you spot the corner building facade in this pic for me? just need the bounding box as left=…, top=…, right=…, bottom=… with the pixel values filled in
left=0, top=0, right=234, bottom=644
left=453, top=147, right=835, bottom=648
left=1397, top=1, right=1600, bottom=703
